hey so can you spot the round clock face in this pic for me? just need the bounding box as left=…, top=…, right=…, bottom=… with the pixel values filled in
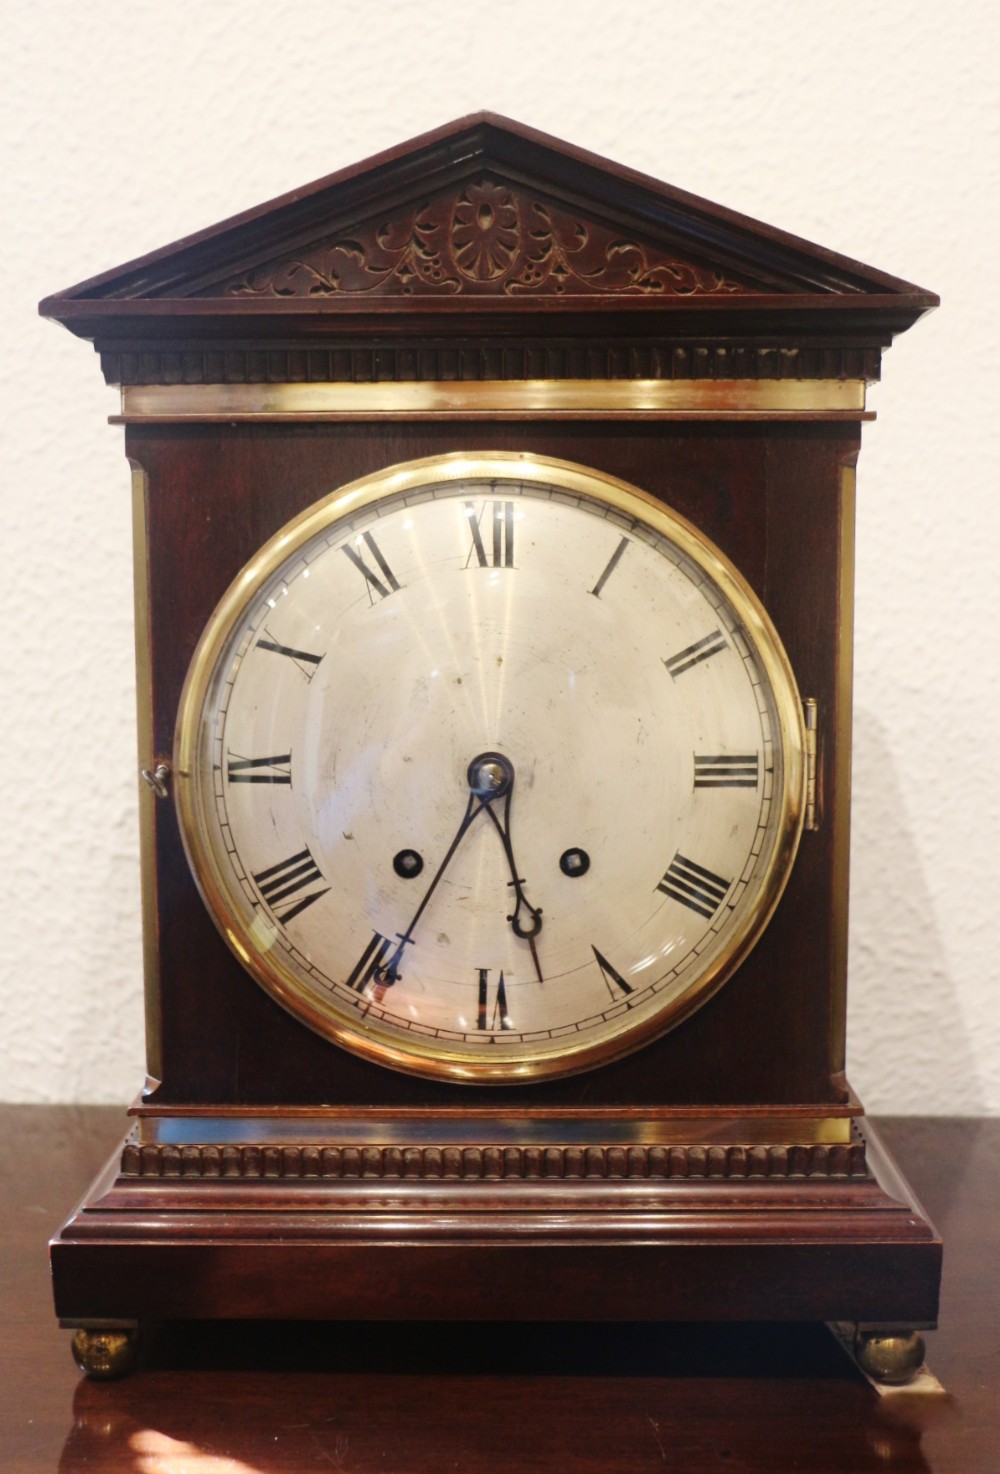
left=175, top=453, right=804, bottom=1082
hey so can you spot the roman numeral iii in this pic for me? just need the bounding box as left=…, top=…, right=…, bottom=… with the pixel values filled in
left=656, top=854, right=731, bottom=920
left=694, top=754, right=760, bottom=788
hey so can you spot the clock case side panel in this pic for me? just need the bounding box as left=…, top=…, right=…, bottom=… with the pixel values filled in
left=758, top=434, right=858, bottom=1095
left=127, top=418, right=858, bottom=1111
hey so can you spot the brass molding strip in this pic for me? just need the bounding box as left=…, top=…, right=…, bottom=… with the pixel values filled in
left=134, top=1113, right=854, bottom=1147
left=118, top=378, right=867, bottom=422
left=830, top=458, right=859, bottom=1071
left=129, top=463, right=163, bottom=1081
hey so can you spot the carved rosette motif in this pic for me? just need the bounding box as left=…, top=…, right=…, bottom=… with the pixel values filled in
left=218, top=176, right=755, bottom=299
left=451, top=179, right=520, bottom=282
left=121, top=1139, right=868, bottom=1181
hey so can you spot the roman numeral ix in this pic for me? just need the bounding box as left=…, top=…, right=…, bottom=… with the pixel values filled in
left=656, top=854, right=731, bottom=920
left=252, top=848, right=329, bottom=924
left=227, top=753, right=292, bottom=785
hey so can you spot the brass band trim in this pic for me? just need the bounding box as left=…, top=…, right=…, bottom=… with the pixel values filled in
left=129, top=462, right=162, bottom=1081
left=119, top=377, right=866, bottom=421
left=134, top=1113, right=854, bottom=1147
left=830, top=457, right=859, bottom=1071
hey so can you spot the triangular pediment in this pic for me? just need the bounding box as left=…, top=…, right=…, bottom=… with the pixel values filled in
left=40, top=114, right=936, bottom=373
left=43, top=114, right=935, bottom=307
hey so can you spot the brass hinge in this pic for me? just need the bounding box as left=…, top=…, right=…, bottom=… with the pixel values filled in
left=804, top=698, right=819, bottom=831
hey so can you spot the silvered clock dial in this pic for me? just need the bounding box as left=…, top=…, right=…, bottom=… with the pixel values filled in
left=175, top=452, right=805, bottom=1082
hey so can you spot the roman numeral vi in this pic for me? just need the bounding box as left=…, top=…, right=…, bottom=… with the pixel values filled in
left=477, top=968, right=513, bottom=1030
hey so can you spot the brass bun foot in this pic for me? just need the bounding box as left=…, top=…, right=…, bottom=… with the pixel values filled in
left=853, top=1327, right=926, bottom=1385
left=70, top=1326, right=140, bottom=1380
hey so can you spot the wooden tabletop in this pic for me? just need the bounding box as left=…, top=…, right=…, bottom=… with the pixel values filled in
left=2, top=1108, right=996, bottom=1472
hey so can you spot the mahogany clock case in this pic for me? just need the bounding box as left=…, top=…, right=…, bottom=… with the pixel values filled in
left=39, top=115, right=941, bottom=1350
left=134, top=414, right=854, bottom=1111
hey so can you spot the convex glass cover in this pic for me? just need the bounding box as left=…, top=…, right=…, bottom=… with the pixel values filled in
left=175, top=453, right=805, bottom=1081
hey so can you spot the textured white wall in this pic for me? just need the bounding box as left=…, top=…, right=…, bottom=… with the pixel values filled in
left=2, top=1, right=997, bottom=1110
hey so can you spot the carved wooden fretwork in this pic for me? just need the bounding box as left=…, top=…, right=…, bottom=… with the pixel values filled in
left=215, top=176, right=762, bottom=300
left=121, top=1138, right=868, bottom=1181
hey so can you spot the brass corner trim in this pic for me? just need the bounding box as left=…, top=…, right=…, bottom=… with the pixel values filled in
left=118, top=377, right=867, bottom=422
left=129, top=461, right=163, bottom=1082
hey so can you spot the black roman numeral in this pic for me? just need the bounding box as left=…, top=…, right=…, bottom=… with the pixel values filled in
left=227, top=753, right=292, bottom=785
left=694, top=754, right=760, bottom=789
left=257, top=632, right=323, bottom=677
left=466, top=500, right=515, bottom=569
left=346, top=931, right=400, bottom=992
left=656, top=854, right=731, bottom=920
left=252, top=847, right=329, bottom=923
left=592, top=946, right=634, bottom=998
left=477, top=968, right=512, bottom=1030
left=663, top=629, right=728, bottom=678
left=589, top=536, right=629, bottom=597
left=343, top=531, right=401, bottom=601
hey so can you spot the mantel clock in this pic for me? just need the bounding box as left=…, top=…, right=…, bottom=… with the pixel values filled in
left=40, top=115, right=941, bottom=1382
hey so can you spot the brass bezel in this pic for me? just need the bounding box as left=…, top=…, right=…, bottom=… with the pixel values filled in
left=174, top=451, right=806, bottom=1083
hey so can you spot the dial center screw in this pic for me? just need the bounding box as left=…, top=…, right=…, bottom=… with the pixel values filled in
left=467, top=751, right=514, bottom=799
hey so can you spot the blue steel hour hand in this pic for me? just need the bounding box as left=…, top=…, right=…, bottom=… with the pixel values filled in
left=470, top=754, right=545, bottom=983
left=382, top=752, right=543, bottom=988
